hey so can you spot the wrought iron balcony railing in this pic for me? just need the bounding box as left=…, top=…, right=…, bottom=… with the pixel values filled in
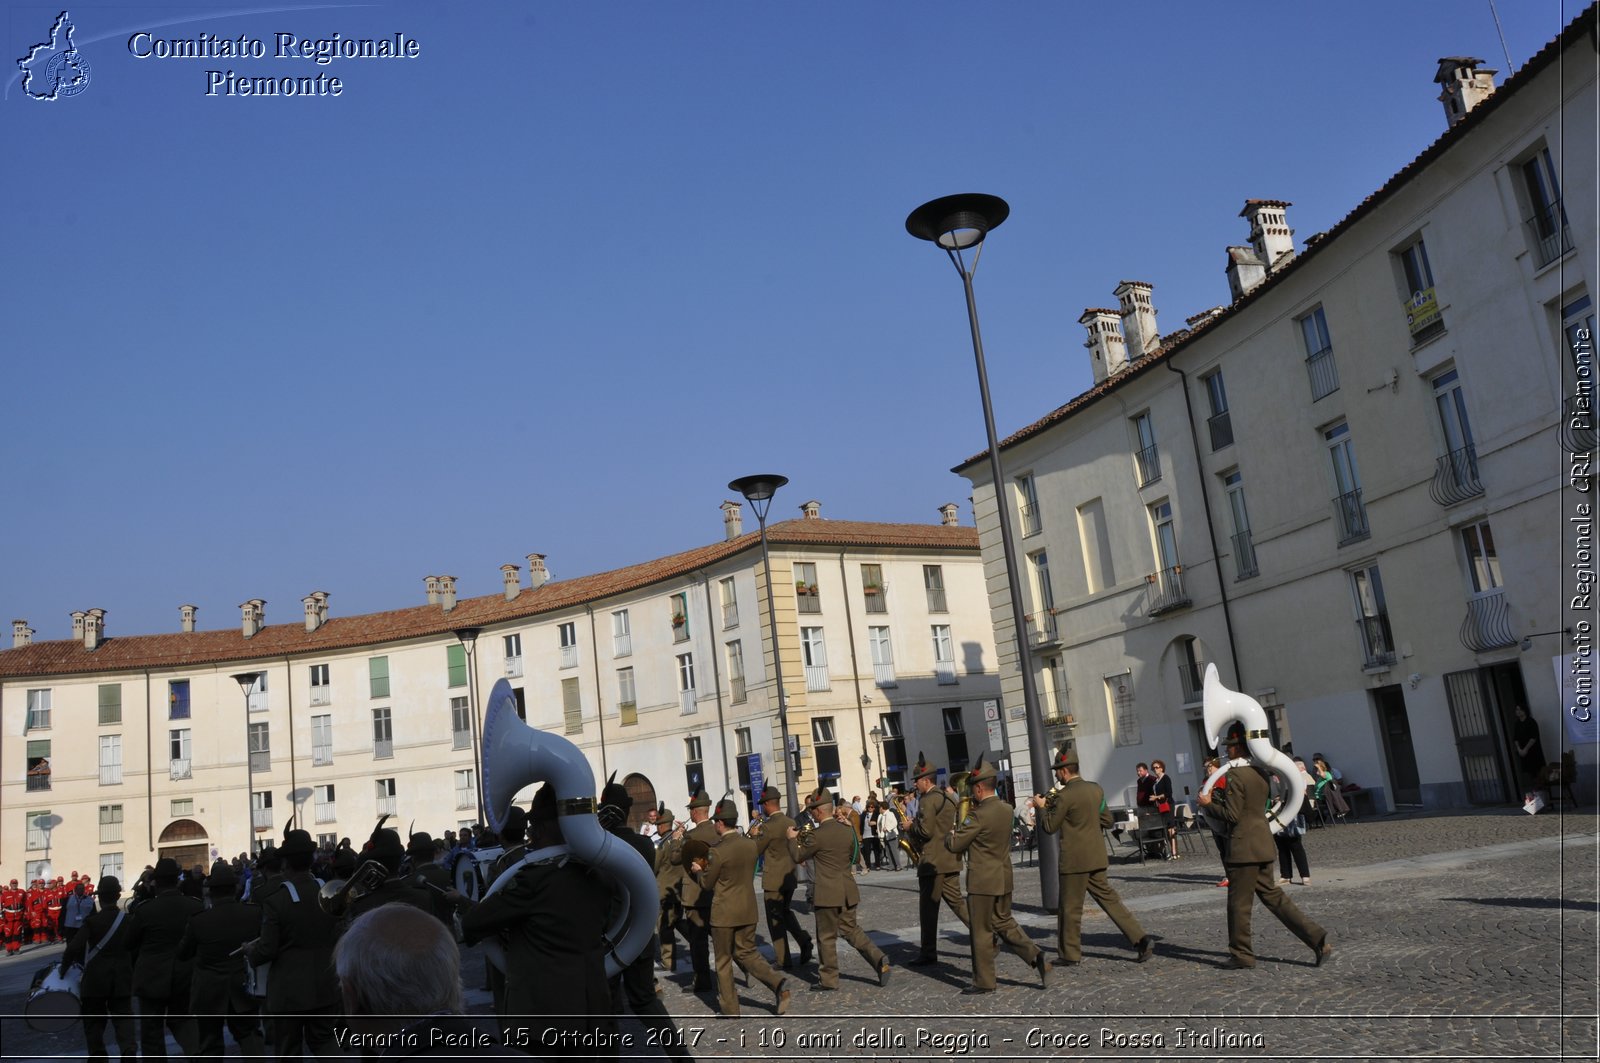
left=1306, top=345, right=1339, bottom=401
left=1147, top=565, right=1191, bottom=616
left=1428, top=445, right=1484, bottom=506
left=1134, top=443, right=1161, bottom=486
left=1332, top=489, right=1370, bottom=546
left=1208, top=410, right=1233, bottom=451
left=1460, top=589, right=1517, bottom=652
left=1020, top=502, right=1041, bottom=537
left=1231, top=530, right=1259, bottom=580
left=1357, top=615, right=1396, bottom=670
left=1178, top=661, right=1207, bottom=705
left=1526, top=198, right=1573, bottom=268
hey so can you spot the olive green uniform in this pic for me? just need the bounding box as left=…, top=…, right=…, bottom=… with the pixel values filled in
left=1218, top=762, right=1327, bottom=966
left=911, top=787, right=970, bottom=961
left=695, top=831, right=787, bottom=1016
left=794, top=819, right=886, bottom=989
left=1040, top=778, right=1147, bottom=962
left=946, top=793, right=1042, bottom=990
left=672, top=818, right=719, bottom=990
left=754, top=812, right=811, bottom=966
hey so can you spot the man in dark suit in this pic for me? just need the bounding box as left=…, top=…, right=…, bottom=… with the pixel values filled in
left=130, top=857, right=202, bottom=1057
left=906, top=752, right=970, bottom=965
left=59, top=876, right=136, bottom=1060
left=246, top=828, right=342, bottom=1058
left=671, top=790, right=718, bottom=992
left=1199, top=724, right=1334, bottom=969
left=178, top=861, right=264, bottom=1062
left=946, top=754, right=1049, bottom=993
left=752, top=783, right=811, bottom=969
left=788, top=789, right=890, bottom=992
left=689, top=798, right=790, bottom=1017
left=1040, top=743, right=1154, bottom=965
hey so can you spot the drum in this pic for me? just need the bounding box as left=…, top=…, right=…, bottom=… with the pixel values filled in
left=451, top=847, right=503, bottom=903
left=25, top=962, right=81, bottom=1033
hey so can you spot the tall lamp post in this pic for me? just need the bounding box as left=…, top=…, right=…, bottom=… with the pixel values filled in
left=729, top=474, right=800, bottom=816
left=453, top=628, right=487, bottom=825
left=231, top=671, right=266, bottom=854
left=869, top=725, right=884, bottom=791
left=906, top=193, right=1059, bottom=908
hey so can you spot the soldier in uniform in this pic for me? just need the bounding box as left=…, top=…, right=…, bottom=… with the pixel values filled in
left=1198, top=724, right=1334, bottom=969
left=59, top=876, right=137, bottom=1060
left=752, top=783, right=812, bottom=969
left=945, top=753, right=1050, bottom=993
left=177, top=861, right=265, bottom=1062
left=788, top=789, right=890, bottom=992
left=688, top=798, right=791, bottom=1018
left=671, top=790, right=718, bottom=993
left=129, top=857, right=202, bottom=1057
left=1039, top=743, right=1155, bottom=966
left=654, top=805, right=687, bottom=972
left=906, top=752, right=970, bottom=965
left=339, top=826, right=434, bottom=932
left=407, top=832, right=455, bottom=928
left=246, top=828, right=342, bottom=1058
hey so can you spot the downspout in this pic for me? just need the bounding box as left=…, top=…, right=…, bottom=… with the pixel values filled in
left=282, top=657, right=298, bottom=823
left=836, top=551, right=871, bottom=792
left=1166, top=359, right=1245, bottom=688
left=696, top=574, right=731, bottom=797
left=145, top=669, right=154, bottom=854
left=586, top=606, right=608, bottom=780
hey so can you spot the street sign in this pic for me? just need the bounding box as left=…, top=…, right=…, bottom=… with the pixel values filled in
left=983, top=700, right=999, bottom=721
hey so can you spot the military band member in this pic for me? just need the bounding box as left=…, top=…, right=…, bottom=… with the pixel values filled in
left=688, top=798, right=791, bottom=1018
left=177, top=861, right=265, bottom=1062
left=788, top=789, right=891, bottom=992
left=945, top=753, right=1050, bottom=993
left=1198, top=724, right=1334, bottom=969
left=654, top=805, right=687, bottom=972
left=907, top=751, right=970, bottom=965
left=130, top=857, right=202, bottom=1058
left=59, top=876, right=137, bottom=1060
left=752, top=783, right=812, bottom=968
left=671, top=790, right=718, bottom=993
left=246, top=829, right=342, bottom=1059
left=1040, top=743, right=1155, bottom=966
left=407, top=832, right=455, bottom=929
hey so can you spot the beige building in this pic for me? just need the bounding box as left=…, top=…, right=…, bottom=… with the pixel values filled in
left=958, top=14, right=1596, bottom=811
left=1, top=501, right=1000, bottom=880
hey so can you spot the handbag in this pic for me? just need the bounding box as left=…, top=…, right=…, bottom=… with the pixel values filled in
left=1156, top=800, right=1172, bottom=814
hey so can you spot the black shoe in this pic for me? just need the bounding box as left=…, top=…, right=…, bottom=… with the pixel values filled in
left=808, top=983, right=837, bottom=993
left=1136, top=936, right=1156, bottom=963
left=909, top=955, right=938, bottom=967
left=877, top=960, right=892, bottom=988
left=692, top=978, right=715, bottom=993
left=1315, top=940, right=1334, bottom=967
left=797, top=941, right=813, bottom=967
left=1057, top=957, right=1081, bottom=966
left=1034, top=953, right=1051, bottom=988
left=961, top=986, right=995, bottom=995
left=1221, top=956, right=1256, bottom=970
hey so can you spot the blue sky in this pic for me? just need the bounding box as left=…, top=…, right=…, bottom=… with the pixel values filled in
left=1, top=0, right=1574, bottom=640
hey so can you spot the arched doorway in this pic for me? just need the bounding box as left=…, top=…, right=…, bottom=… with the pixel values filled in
left=158, top=818, right=209, bottom=873
left=623, top=773, right=657, bottom=831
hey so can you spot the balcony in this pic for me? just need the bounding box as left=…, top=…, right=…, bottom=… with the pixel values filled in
left=253, top=808, right=274, bottom=830
left=374, top=740, right=393, bottom=760
left=249, top=751, right=270, bottom=773
left=671, top=617, right=690, bottom=642
left=312, top=746, right=333, bottom=767
left=377, top=796, right=397, bottom=817
left=1178, top=661, right=1206, bottom=705
left=1332, top=489, right=1370, bottom=546
left=1428, top=445, right=1484, bottom=506
left=796, top=587, right=821, bottom=614
left=316, top=804, right=337, bottom=824
left=1357, top=615, right=1397, bottom=670
left=559, top=645, right=578, bottom=669
left=1460, top=589, right=1517, bottom=652
left=169, top=758, right=192, bottom=781
left=1405, top=289, right=1446, bottom=345
left=1207, top=410, right=1233, bottom=451
left=618, top=700, right=638, bottom=726
left=872, top=662, right=897, bottom=688
left=1562, top=394, right=1597, bottom=454
left=453, top=729, right=471, bottom=751
left=1146, top=565, right=1191, bottom=616
left=504, top=656, right=524, bottom=679
left=614, top=632, right=632, bottom=657
left=863, top=586, right=886, bottom=613
left=26, top=772, right=51, bottom=792
left=99, top=766, right=122, bottom=786
left=1027, top=614, right=1062, bottom=651
left=722, top=603, right=739, bottom=628
left=935, top=660, right=957, bottom=685
left=455, top=788, right=474, bottom=810
left=925, top=587, right=948, bottom=613
left=309, top=686, right=332, bottom=707
left=1526, top=198, right=1574, bottom=268
left=1306, top=345, right=1339, bottom=401
left=1134, top=443, right=1161, bottom=486
left=1020, top=502, right=1041, bottom=537
left=679, top=690, right=697, bottom=716
left=729, top=675, right=747, bottom=703
left=1231, top=530, right=1258, bottom=580
left=247, top=689, right=268, bottom=713
left=805, top=664, right=830, bottom=692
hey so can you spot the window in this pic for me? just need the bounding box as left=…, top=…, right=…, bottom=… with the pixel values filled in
left=373, top=708, right=393, bottom=759
left=451, top=697, right=471, bottom=749
left=169, top=729, right=191, bottom=779
left=1042, top=655, right=1069, bottom=724
left=455, top=769, right=475, bottom=810
left=99, top=804, right=123, bottom=844
left=1351, top=565, right=1396, bottom=669
left=612, top=609, right=632, bottom=657
left=246, top=672, right=269, bottom=713
left=313, top=784, right=335, bottom=824
left=311, top=714, right=333, bottom=765
left=1105, top=671, right=1141, bottom=747
left=1148, top=501, right=1188, bottom=614
left=617, top=667, right=638, bottom=725
left=513, top=687, right=527, bottom=720
left=369, top=656, right=390, bottom=699
left=735, top=727, right=752, bottom=756
left=667, top=592, right=691, bottom=641
left=171, top=798, right=194, bottom=817
left=795, top=562, right=820, bottom=613
left=879, top=711, right=906, bottom=776
left=684, top=737, right=704, bottom=797
left=1178, top=637, right=1206, bottom=705
left=1299, top=306, right=1338, bottom=401
left=801, top=627, right=830, bottom=692
left=1428, top=368, right=1482, bottom=503
left=26, top=739, right=51, bottom=791
left=677, top=653, right=697, bottom=714
left=169, top=680, right=190, bottom=719
left=1017, top=473, right=1042, bottom=536
left=1077, top=498, right=1117, bottom=593
left=726, top=641, right=747, bottom=704
left=98, top=684, right=122, bottom=725
left=923, top=565, right=948, bottom=613
left=99, top=853, right=123, bottom=883
left=942, top=707, right=969, bottom=773
left=98, top=735, right=122, bottom=785
left=860, top=563, right=886, bottom=613
left=562, top=677, right=582, bottom=734
left=25, top=688, right=52, bottom=731
left=1132, top=412, right=1160, bottom=486
left=812, top=717, right=840, bottom=781
left=248, top=722, right=270, bottom=772
left=375, top=778, right=397, bottom=816
left=446, top=644, right=467, bottom=688
left=1520, top=146, right=1571, bottom=267
left=26, top=811, right=51, bottom=850
left=502, top=632, right=524, bottom=677
left=1398, top=237, right=1444, bottom=342
left=1223, top=471, right=1258, bottom=580
left=869, top=626, right=896, bottom=688
left=1461, top=521, right=1503, bottom=593
left=1028, top=550, right=1057, bottom=641
left=932, top=624, right=956, bottom=685
left=1202, top=370, right=1232, bottom=450
left=558, top=622, right=578, bottom=669
left=316, top=833, right=337, bottom=852
left=254, top=790, right=275, bottom=830
left=309, top=663, right=331, bottom=706
left=1149, top=500, right=1180, bottom=571
left=1326, top=422, right=1369, bottom=545
left=720, top=577, right=739, bottom=628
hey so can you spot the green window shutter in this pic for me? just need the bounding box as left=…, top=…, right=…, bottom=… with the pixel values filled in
left=98, top=684, right=122, bottom=725
left=369, top=656, right=390, bottom=699
left=447, top=645, right=467, bottom=688
left=562, top=677, right=582, bottom=735
left=27, top=740, right=50, bottom=758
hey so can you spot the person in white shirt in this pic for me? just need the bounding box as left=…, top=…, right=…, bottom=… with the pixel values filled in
left=876, top=805, right=901, bottom=871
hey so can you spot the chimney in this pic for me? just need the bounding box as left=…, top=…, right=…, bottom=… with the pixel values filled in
left=71, top=611, right=87, bottom=641
left=1114, top=281, right=1160, bottom=359
left=800, top=500, right=821, bottom=520
left=313, top=591, right=329, bottom=625
left=302, top=591, right=330, bottom=632
left=180, top=604, right=198, bottom=633
left=241, top=599, right=265, bottom=639
left=12, top=620, right=33, bottom=648
left=1080, top=308, right=1128, bottom=384
left=721, top=500, right=743, bottom=541
left=1435, top=57, right=1496, bottom=128
left=527, top=554, right=549, bottom=589
left=438, top=575, right=458, bottom=612
left=939, top=503, right=960, bottom=526
left=501, top=564, right=521, bottom=601
left=84, top=608, right=105, bottom=651
left=424, top=576, right=441, bottom=606
left=1225, top=246, right=1267, bottom=302
left=1242, top=200, right=1295, bottom=274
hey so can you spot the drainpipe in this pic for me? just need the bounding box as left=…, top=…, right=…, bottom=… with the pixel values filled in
left=837, top=551, right=872, bottom=792
left=146, top=670, right=154, bottom=854
left=696, top=574, right=732, bottom=797
left=1165, top=359, right=1245, bottom=688
left=282, top=657, right=298, bottom=823
left=586, top=606, right=608, bottom=780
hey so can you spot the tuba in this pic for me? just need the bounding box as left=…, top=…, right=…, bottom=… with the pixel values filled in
left=478, top=679, right=656, bottom=979
left=1198, top=664, right=1304, bottom=834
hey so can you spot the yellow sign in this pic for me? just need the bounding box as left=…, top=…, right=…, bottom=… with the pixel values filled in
left=1406, top=286, right=1441, bottom=335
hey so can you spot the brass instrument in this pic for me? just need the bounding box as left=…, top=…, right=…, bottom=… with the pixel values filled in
left=317, top=858, right=389, bottom=918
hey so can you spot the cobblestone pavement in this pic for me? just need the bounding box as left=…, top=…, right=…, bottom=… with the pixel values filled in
left=3, top=807, right=1596, bottom=1060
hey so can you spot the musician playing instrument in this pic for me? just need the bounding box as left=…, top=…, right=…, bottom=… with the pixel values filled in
left=130, top=857, right=202, bottom=1058
left=670, top=790, right=719, bottom=993
left=752, top=784, right=812, bottom=969
left=246, top=829, right=342, bottom=1058
left=177, top=861, right=265, bottom=1061
left=59, top=876, right=137, bottom=1061
left=787, top=789, right=890, bottom=992
left=688, top=798, right=792, bottom=1018
left=906, top=752, right=970, bottom=966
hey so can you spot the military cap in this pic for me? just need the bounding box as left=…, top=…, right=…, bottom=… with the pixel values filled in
left=1053, top=742, right=1079, bottom=770
left=912, top=751, right=939, bottom=780
left=758, top=784, right=782, bottom=805
left=97, top=876, right=121, bottom=896
left=600, top=774, right=633, bottom=814
left=369, top=828, right=405, bottom=864
left=712, top=798, right=740, bottom=825
left=207, top=860, right=237, bottom=889
left=1223, top=722, right=1248, bottom=746
left=500, top=804, right=528, bottom=843
left=655, top=803, right=675, bottom=827
left=152, top=857, right=181, bottom=881
left=331, top=847, right=358, bottom=877
left=688, top=790, right=712, bottom=810
left=407, top=832, right=436, bottom=857
left=804, top=788, right=835, bottom=812
left=968, top=751, right=998, bottom=784
left=280, top=829, right=317, bottom=856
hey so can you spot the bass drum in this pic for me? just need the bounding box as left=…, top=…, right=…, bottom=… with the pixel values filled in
left=25, top=962, right=81, bottom=1033
left=451, top=847, right=503, bottom=903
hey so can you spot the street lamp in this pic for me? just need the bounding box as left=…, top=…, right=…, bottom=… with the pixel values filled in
left=453, top=628, right=486, bottom=825
left=231, top=671, right=266, bottom=854
left=729, top=473, right=800, bottom=816
left=869, top=725, right=884, bottom=791
left=906, top=193, right=1059, bottom=908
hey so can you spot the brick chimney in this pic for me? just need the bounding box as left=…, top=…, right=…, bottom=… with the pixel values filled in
left=939, top=503, right=960, bottom=526
left=424, top=576, right=441, bottom=606
left=501, top=564, right=521, bottom=601
left=1225, top=246, right=1267, bottom=301
left=241, top=599, right=265, bottom=639
left=437, top=575, right=458, bottom=612
left=83, top=608, right=105, bottom=650
left=1114, top=281, right=1161, bottom=359
left=180, top=604, right=198, bottom=633
left=12, top=620, right=33, bottom=648
left=1080, top=308, right=1128, bottom=384
left=1435, top=57, right=1496, bottom=128
left=800, top=500, right=821, bottom=520
left=527, top=554, right=549, bottom=589
left=1241, top=200, right=1295, bottom=273
left=721, top=500, right=743, bottom=540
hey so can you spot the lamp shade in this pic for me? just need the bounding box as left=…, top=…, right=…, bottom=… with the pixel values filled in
left=906, top=193, right=1009, bottom=250
left=728, top=474, right=789, bottom=503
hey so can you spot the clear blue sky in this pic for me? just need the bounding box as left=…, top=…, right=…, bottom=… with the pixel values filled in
left=1, top=0, right=1572, bottom=641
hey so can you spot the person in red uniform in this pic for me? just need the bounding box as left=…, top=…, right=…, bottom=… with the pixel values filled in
left=46, top=877, right=66, bottom=943
left=0, top=879, right=25, bottom=954
left=27, top=880, right=52, bottom=944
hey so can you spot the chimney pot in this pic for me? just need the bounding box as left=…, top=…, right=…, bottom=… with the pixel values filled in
left=1239, top=200, right=1295, bottom=277
left=84, top=608, right=105, bottom=651
left=939, top=503, right=961, bottom=526
left=1079, top=308, right=1128, bottom=384
left=1434, top=56, right=1496, bottom=128
left=179, top=604, right=198, bottom=633
left=1225, top=246, right=1268, bottom=302
left=501, top=564, right=521, bottom=601
left=425, top=576, right=441, bottom=606
left=438, top=575, right=458, bottom=612
left=303, top=594, right=321, bottom=633
left=12, top=619, right=33, bottom=649
left=71, top=611, right=87, bottom=640
left=800, top=500, right=821, bottom=520
left=720, top=500, right=744, bottom=540
left=240, top=599, right=265, bottom=639
left=1114, top=281, right=1161, bottom=359
left=527, top=554, right=549, bottom=590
